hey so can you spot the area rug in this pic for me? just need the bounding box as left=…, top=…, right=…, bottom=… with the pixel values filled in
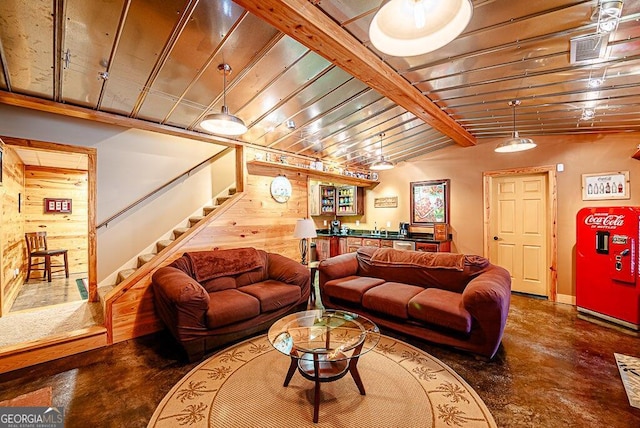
left=148, top=335, right=496, bottom=427
left=0, top=387, right=52, bottom=407
left=615, top=353, right=640, bottom=409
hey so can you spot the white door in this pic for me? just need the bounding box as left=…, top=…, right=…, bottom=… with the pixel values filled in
left=490, top=173, right=548, bottom=296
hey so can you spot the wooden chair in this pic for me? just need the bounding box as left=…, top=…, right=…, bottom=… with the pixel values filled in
left=25, top=232, right=69, bottom=282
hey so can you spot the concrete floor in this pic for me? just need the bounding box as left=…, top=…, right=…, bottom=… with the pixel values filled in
left=0, top=294, right=638, bottom=427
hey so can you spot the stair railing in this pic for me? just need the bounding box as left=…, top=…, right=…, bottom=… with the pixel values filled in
left=97, top=147, right=235, bottom=229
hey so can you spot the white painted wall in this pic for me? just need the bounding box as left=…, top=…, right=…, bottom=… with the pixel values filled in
left=0, top=104, right=235, bottom=281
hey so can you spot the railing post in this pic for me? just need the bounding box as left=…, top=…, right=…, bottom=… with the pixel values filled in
left=235, top=145, right=245, bottom=193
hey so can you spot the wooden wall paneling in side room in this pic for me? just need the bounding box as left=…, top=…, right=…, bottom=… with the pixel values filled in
left=23, top=166, right=89, bottom=277
left=0, top=146, right=26, bottom=315
left=107, top=157, right=309, bottom=344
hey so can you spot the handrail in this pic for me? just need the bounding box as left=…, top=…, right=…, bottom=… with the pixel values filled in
left=97, top=147, right=235, bottom=229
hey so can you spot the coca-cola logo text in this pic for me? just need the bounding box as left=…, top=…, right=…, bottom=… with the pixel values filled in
left=584, top=214, right=625, bottom=228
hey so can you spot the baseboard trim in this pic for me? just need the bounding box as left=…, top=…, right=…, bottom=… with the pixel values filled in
left=556, top=294, right=575, bottom=305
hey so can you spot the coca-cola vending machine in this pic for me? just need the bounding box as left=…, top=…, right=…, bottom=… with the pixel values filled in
left=576, top=207, right=640, bottom=330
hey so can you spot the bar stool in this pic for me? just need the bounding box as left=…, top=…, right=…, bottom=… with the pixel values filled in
left=25, top=232, right=69, bottom=282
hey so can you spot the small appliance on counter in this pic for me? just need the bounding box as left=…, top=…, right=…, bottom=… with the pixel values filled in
left=330, top=219, right=341, bottom=235
left=340, top=225, right=350, bottom=235
left=399, top=222, right=410, bottom=238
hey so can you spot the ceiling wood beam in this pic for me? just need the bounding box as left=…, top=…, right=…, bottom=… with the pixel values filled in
left=234, top=0, right=476, bottom=147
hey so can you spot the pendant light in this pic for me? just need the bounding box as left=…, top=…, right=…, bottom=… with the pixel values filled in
left=199, top=64, right=247, bottom=136
left=494, top=100, right=537, bottom=153
left=370, top=133, right=394, bottom=170
left=369, top=0, right=473, bottom=57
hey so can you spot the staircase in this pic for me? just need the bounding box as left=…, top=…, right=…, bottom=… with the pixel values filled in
left=98, top=187, right=236, bottom=303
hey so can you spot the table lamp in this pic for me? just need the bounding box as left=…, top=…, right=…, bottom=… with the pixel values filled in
left=293, top=218, right=317, bottom=265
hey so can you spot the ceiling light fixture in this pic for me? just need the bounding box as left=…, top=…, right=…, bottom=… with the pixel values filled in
left=494, top=100, right=537, bottom=153
left=369, top=0, right=473, bottom=57
left=370, top=133, right=394, bottom=170
left=596, top=0, right=623, bottom=33
left=199, top=63, right=247, bottom=136
left=581, top=108, right=596, bottom=121
left=587, top=77, right=604, bottom=88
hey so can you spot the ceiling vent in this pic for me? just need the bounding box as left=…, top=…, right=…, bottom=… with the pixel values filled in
left=570, top=33, right=609, bottom=63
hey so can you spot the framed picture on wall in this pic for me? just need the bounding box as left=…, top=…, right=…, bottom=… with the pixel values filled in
left=410, top=179, right=450, bottom=225
left=582, top=171, right=629, bottom=200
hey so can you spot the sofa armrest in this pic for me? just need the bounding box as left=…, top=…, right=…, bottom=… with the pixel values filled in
left=318, top=252, right=359, bottom=284
left=152, top=266, right=210, bottom=341
left=461, top=265, right=512, bottom=357
left=267, top=253, right=311, bottom=298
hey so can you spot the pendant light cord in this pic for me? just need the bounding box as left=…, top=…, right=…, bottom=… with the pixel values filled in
left=223, top=64, right=227, bottom=110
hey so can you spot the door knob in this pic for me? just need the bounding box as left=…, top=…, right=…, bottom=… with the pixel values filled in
left=493, top=236, right=499, bottom=241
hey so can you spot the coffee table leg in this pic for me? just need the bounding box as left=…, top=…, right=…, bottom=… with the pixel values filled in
left=283, top=356, right=297, bottom=387
left=313, top=357, right=321, bottom=423
left=349, top=356, right=366, bottom=395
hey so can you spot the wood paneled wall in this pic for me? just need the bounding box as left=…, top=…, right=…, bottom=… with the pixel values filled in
left=24, top=166, right=89, bottom=276
left=107, top=148, right=311, bottom=343
left=0, top=145, right=26, bottom=315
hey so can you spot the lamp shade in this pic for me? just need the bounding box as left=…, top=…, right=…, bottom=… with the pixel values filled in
left=293, top=218, right=317, bottom=239
left=494, top=132, right=537, bottom=153
left=200, top=106, right=248, bottom=136
left=370, top=157, right=395, bottom=170
left=369, top=0, right=473, bottom=57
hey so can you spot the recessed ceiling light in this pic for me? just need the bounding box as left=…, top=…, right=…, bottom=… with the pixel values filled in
left=587, top=78, right=604, bottom=88
left=581, top=109, right=596, bottom=120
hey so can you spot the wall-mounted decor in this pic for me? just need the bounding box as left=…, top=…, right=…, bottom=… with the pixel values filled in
left=44, top=198, right=72, bottom=213
left=374, top=196, right=398, bottom=208
left=582, top=171, right=629, bottom=200
left=410, top=179, right=450, bottom=225
left=270, top=176, right=292, bottom=203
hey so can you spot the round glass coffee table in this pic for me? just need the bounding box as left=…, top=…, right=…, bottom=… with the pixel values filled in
left=268, top=309, right=380, bottom=423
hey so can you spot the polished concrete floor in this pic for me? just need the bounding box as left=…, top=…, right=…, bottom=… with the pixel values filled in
left=0, top=294, right=638, bottom=427
left=10, top=272, right=87, bottom=312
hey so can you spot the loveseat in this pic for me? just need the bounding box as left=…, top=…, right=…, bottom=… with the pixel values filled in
left=152, top=247, right=310, bottom=361
left=318, top=246, right=511, bottom=359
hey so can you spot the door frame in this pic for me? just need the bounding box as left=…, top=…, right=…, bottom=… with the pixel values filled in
left=483, top=165, right=558, bottom=301
left=2, top=137, right=97, bottom=302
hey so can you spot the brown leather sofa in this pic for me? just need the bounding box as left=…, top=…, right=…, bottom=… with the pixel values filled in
left=152, top=247, right=310, bottom=361
left=318, top=246, right=511, bottom=359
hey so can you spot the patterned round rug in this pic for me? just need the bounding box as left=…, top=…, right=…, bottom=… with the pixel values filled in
left=148, top=335, right=496, bottom=427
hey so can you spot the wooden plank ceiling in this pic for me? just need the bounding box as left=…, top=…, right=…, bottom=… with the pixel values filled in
left=0, top=0, right=639, bottom=169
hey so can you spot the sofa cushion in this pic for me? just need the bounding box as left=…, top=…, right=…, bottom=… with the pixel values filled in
left=206, top=289, right=261, bottom=328
left=200, top=276, right=236, bottom=293
left=408, top=288, right=472, bottom=334
left=362, top=282, right=424, bottom=319
left=323, top=276, right=385, bottom=303
left=240, top=280, right=301, bottom=312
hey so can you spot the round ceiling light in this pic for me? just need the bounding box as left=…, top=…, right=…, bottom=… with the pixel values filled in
left=369, top=0, right=473, bottom=57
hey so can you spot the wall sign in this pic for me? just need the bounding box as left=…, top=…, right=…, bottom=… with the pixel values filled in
left=374, top=196, right=398, bottom=208
left=582, top=171, right=629, bottom=200
left=45, top=198, right=72, bottom=213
